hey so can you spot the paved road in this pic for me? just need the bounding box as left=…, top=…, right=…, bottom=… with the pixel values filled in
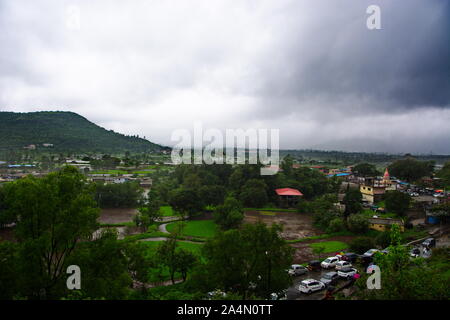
left=286, top=269, right=333, bottom=300
left=158, top=223, right=169, bottom=234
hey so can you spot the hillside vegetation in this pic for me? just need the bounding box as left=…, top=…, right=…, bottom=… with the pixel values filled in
left=0, top=111, right=166, bottom=154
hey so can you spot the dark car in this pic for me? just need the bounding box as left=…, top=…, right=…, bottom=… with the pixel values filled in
left=358, top=255, right=373, bottom=268
left=422, top=238, right=436, bottom=248
left=307, top=260, right=321, bottom=272
left=320, top=271, right=339, bottom=286
left=341, top=252, right=359, bottom=263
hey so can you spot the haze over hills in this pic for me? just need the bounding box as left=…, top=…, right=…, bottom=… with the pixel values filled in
left=0, top=111, right=168, bottom=154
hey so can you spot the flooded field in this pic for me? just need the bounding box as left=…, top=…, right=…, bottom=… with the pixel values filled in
left=98, top=208, right=138, bottom=224
left=244, top=210, right=322, bottom=240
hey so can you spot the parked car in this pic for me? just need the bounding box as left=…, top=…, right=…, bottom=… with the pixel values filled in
left=337, top=267, right=358, bottom=279
left=410, top=247, right=421, bottom=258
left=335, top=260, right=352, bottom=270
left=321, top=257, right=340, bottom=269
left=298, top=279, right=326, bottom=294
left=363, top=249, right=380, bottom=257
left=307, top=260, right=321, bottom=272
left=341, top=252, right=358, bottom=263
left=422, top=238, right=436, bottom=248
left=269, top=289, right=287, bottom=300
left=288, top=264, right=308, bottom=276
left=320, top=271, right=339, bottom=286
left=359, top=255, right=373, bottom=267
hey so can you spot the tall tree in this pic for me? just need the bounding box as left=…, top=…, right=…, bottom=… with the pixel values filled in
left=213, top=196, right=244, bottom=230
left=197, top=223, right=293, bottom=299
left=3, top=166, right=99, bottom=298
left=385, top=190, right=411, bottom=217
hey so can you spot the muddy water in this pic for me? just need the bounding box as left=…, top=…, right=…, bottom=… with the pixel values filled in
left=98, top=208, right=138, bottom=224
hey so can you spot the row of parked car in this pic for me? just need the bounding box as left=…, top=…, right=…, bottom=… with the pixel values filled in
left=297, top=265, right=360, bottom=294
left=290, top=237, right=437, bottom=294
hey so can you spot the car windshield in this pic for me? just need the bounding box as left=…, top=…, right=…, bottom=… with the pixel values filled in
left=323, top=274, right=333, bottom=279
left=324, top=259, right=331, bottom=263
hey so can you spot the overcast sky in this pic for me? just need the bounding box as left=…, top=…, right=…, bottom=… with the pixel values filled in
left=1, top=0, right=449, bottom=154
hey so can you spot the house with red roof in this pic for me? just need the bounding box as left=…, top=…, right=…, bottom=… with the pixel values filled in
left=275, top=188, right=303, bottom=208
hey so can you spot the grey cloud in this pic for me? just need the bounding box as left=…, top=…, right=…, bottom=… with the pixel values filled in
left=0, top=0, right=449, bottom=153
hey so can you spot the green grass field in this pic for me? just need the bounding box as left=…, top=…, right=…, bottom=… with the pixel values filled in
left=166, top=220, right=218, bottom=239
left=310, top=241, right=349, bottom=253
left=160, top=206, right=175, bottom=217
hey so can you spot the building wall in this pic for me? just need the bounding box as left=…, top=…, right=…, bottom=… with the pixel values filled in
left=369, top=223, right=404, bottom=232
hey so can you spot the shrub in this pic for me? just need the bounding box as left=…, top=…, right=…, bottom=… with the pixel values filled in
left=375, top=230, right=392, bottom=248
left=327, top=218, right=346, bottom=233
left=347, top=214, right=369, bottom=234
left=349, top=236, right=375, bottom=254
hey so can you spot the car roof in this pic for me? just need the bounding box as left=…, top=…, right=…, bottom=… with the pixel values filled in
left=340, top=267, right=354, bottom=272
left=292, top=264, right=302, bottom=267
left=302, top=279, right=318, bottom=284
left=325, top=271, right=337, bottom=276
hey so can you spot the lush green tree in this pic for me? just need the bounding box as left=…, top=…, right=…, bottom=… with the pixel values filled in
left=174, top=249, right=198, bottom=282
left=278, top=167, right=331, bottom=200
left=375, top=230, right=392, bottom=248
left=135, top=189, right=162, bottom=231
left=385, top=190, right=411, bottom=217
left=363, top=225, right=450, bottom=300
left=3, top=166, right=99, bottom=299
left=343, top=186, right=363, bottom=218
left=95, top=181, right=143, bottom=208
left=199, top=185, right=226, bottom=207
left=157, top=235, right=198, bottom=284
left=306, top=194, right=340, bottom=230
left=347, top=214, right=369, bottom=234
left=352, top=163, right=380, bottom=177
left=388, top=158, right=434, bottom=182
left=327, top=217, right=346, bottom=233
left=280, top=154, right=294, bottom=177
left=169, top=187, right=204, bottom=218
left=239, top=179, right=268, bottom=208
left=66, top=229, right=134, bottom=299
left=436, top=161, right=450, bottom=188
left=0, top=185, right=15, bottom=228
left=213, top=196, right=244, bottom=230
left=196, top=223, right=293, bottom=299
left=348, top=236, right=375, bottom=254
left=0, top=241, right=19, bottom=299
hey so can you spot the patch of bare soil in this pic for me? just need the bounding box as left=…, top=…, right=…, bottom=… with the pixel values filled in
left=244, top=210, right=322, bottom=240
left=98, top=208, right=138, bottom=224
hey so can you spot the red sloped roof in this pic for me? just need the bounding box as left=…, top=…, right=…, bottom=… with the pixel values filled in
left=275, top=188, right=303, bottom=196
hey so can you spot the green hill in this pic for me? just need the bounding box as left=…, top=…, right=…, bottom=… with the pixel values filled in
left=0, top=111, right=167, bottom=154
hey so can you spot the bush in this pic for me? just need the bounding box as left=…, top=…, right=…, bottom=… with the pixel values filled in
left=347, top=214, right=369, bottom=234
left=326, top=218, right=346, bottom=233
left=375, top=230, right=391, bottom=248
left=349, top=237, right=375, bottom=254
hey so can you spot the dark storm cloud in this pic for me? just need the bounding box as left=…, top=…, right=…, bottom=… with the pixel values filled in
left=0, top=0, right=449, bottom=153
left=244, top=0, right=450, bottom=120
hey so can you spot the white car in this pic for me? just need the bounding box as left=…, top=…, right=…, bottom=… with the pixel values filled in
left=363, top=249, right=379, bottom=257
left=288, top=264, right=308, bottom=276
left=337, top=267, right=358, bottom=279
left=298, top=279, right=325, bottom=294
left=335, top=260, right=352, bottom=270
left=321, top=257, right=340, bottom=269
